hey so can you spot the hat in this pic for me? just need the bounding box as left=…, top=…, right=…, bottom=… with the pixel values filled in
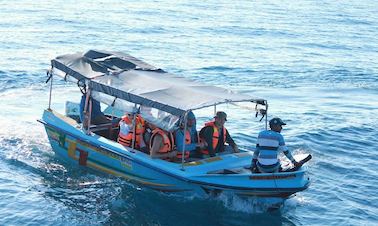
left=214, top=111, right=227, bottom=121
left=269, top=117, right=286, bottom=127
left=187, top=111, right=196, bottom=120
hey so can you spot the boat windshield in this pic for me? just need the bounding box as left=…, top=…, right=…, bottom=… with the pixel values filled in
left=92, top=90, right=180, bottom=131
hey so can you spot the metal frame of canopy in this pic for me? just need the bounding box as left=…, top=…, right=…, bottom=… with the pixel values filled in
left=46, top=50, right=269, bottom=169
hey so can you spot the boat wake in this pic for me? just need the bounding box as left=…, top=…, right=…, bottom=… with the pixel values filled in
left=217, top=192, right=288, bottom=213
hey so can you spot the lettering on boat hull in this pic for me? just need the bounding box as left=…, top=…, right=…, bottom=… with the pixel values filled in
left=249, top=174, right=296, bottom=180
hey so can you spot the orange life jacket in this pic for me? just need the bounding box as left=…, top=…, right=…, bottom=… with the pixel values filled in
left=149, top=128, right=175, bottom=154
left=177, top=129, right=190, bottom=159
left=118, top=115, right=145, bottom=149
left=200, top=121, right=226, bottom=155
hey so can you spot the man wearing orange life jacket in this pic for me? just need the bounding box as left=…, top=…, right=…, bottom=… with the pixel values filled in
left=149, top=123, right=178, bottom=160
left=175, top=111, right=206, bottom=160
left=118, top=113, right=146, bottom=150
left=199, top=111, right=239, bottom=157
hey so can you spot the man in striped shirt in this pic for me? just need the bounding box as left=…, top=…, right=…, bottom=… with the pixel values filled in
left=251, top=118, right=299, bottom=173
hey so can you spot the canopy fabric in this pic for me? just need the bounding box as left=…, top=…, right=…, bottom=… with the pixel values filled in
left=51, top=50, right=266, bottom=116
left=51, top=49, right=158, bottom=81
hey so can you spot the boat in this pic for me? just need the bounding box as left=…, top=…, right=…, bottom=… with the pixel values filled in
left=38, top=50, right=311, bottom=199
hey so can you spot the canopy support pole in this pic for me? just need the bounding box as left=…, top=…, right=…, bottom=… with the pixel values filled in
left=47, top=70, right=53, bottom=110
left=131, top=104, right=137, bottom=153
left=110, top=97, right=117, bottom=121
left=83, top=89, right=92, bottom=134
left=108, top=97, right=117, bottom=139
left=265, top=101, right=268, bottom=130
left=214, top=105, right=217, bottom=116
left=180, top=111, right=188, bottom=171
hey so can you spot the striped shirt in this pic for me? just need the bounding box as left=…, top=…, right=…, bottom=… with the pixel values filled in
left=253, top=130, right=294, bottom=166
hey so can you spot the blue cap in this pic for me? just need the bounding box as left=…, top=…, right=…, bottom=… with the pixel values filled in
left=269, top=118, right=286, bottom=127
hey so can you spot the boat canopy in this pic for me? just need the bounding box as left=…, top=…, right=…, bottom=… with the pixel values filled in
left=51, top=50, right=266, bottom=117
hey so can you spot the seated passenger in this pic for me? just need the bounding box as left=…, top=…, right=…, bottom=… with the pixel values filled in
left=79, top=94, right=109, bottom=125
left=199, top=111, right=239, bottom=158
left=118, top=113, right=146, bottom=150
left=251, top=118, right=299, bottom=173
left=175, top=111, right=206, bottom=160
left=141, top=121, right=153, bottom=154
left=149, top=124, right=177, bottom=160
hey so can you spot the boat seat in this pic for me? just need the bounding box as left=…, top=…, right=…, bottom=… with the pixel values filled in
left=90, top=122, right=113, bottom=132
left=90, top=123, right=119, bottom=141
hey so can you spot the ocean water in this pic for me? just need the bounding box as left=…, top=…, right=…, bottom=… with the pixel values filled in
left=1, top=0, right=378, bottom=225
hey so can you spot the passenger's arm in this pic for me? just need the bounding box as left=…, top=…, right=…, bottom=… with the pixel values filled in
left=150, top=135, right=177, bottom=159
left=191, top=127, right=198, bottom=143
left=277, top=134, right=298, bottom=165
left=150, top=135, right=164, bottom=158
left=225, top=129, right=239, bottom=153
left=203, top=127, right=215, bottom=157
left=279, top=146, right=297, bottom=165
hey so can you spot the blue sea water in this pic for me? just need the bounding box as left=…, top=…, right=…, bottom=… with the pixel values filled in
left=0, top=0, right=378, bottom=225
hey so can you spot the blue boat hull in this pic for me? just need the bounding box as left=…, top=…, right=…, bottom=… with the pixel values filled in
left=40, top=109, right=310, bottom=198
